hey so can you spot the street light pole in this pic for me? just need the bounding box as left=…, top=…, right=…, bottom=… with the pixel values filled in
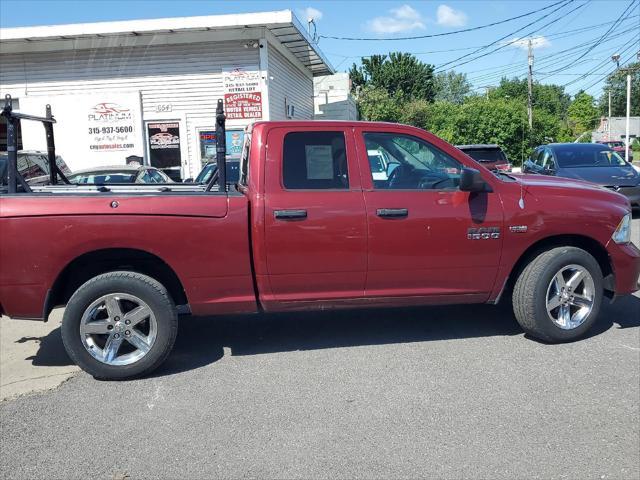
left=608, top=90, right=611, bottom=140
left=625, top=72, right=631, bottom=161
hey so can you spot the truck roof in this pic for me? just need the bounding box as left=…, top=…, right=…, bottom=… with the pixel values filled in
left=250, top=120, right=417, bottom=129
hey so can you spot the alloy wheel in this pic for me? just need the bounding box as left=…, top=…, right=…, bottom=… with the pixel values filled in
left=545, top=264, right=595, bottom=330
left=79, top=293, right=157, bottom=366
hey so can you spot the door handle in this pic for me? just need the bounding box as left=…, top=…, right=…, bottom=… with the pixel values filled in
left=376, top=208, right=408, bottom=218
left=274, top=209, right=307, bottom=220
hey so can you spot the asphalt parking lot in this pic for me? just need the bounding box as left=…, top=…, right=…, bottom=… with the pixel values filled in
left=1, top=222, right=638, bottom=480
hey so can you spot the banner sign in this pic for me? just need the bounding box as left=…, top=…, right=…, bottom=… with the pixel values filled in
left=87, top=102, right=137, bottom=152
left=224, top=93, right=263, bottom=119
left=20, top=92, right=143, bottom=171
left=222, top=65, right=263, bottom=120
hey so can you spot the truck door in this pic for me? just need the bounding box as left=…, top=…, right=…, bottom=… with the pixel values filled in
left=263, top=127, right=367, bottom=303
left=355, top=126, right=503, bottom=301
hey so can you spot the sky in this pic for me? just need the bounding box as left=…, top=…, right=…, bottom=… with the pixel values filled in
left=1, top=0, right=639, bottom=100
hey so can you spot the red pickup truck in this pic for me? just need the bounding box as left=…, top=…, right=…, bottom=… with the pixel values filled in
left=1, top=100, right=639, bottom=380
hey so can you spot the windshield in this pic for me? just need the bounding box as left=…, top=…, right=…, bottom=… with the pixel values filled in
left=555, top=148, right=627, bottom=168
left=195, top=161, right=240, bottom=184
left=461, top=148, right=507, bottom=163
left=69, top=172, right=137, bottom=184
left=195, top=164, right=216, bottom=183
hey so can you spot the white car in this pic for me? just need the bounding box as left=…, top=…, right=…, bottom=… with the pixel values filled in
left=368, top=149, right=390, bottom=181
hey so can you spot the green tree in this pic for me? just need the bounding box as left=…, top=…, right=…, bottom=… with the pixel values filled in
left=490, top=77, right=571, bottom=117
left=399, top=99, right=430, bottom=127
left=453, top=97, right=529, bottom=164
left=355, top=86, right=402, bottom=122
left=349, top=52, right=435, bottom=102
left=422, top=101, right=461, bottom=143
left=433, top=71, right=471, bottom=105
left=598, top=62, right=640, bottom=117
left=567, top=91, right=598, bottom=139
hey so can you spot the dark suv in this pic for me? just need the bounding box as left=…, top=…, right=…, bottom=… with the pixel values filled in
left=456, top=144, right=512, bottom=172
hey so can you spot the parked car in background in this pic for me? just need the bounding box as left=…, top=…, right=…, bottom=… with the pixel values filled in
left=523, top=143, right=640, bottom=216
left=456, top=144, right=512, bottom=172
left=190, top=159, right=240, bottom=184
left=67, top=165, right=172, bottom=184
left=0, top=150, right=71, bottom=185
left=597, top=140, right=634, bottom=162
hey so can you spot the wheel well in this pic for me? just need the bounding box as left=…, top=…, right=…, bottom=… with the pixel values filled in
left=503, top=235, right=614, bottom=300
left=47, top=249, right=188, bottom=318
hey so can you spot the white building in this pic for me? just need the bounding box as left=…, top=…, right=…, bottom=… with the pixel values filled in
left=0, top=10, right=335, bottom=180
left=314, top=73, right=358, bottom=121
left=592, top=116, right=640, bottom=144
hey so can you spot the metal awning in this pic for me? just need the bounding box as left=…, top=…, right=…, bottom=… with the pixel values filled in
left=0, top=10, right=334, bottom=76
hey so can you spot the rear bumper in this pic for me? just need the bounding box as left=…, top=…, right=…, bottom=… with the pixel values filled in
left=606, top=240, right=640, bottom=295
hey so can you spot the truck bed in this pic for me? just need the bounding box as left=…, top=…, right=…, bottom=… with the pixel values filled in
left=0, top=191, right=257, bottom=319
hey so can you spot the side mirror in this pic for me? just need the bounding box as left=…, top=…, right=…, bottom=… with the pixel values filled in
left=183, top=177, right=193, bottom=183
left=459, top=167, right=492, bottom=193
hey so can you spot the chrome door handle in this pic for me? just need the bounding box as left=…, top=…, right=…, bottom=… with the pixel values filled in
left=274, top=209, right=307, bottom=220
left=376, top=208, right=408, bottom=218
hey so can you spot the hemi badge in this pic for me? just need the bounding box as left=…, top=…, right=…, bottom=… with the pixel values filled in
left=509, top=225, right=528, bottom=233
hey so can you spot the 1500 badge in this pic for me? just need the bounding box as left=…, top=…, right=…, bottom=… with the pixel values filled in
left=467, top=227, right=501, bottom=240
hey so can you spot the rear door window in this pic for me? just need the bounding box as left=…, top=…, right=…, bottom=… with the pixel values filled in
left=282, top=131, right=348, bottom=189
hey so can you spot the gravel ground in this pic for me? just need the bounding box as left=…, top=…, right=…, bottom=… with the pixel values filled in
left=0, top=223, right=638, bottom=480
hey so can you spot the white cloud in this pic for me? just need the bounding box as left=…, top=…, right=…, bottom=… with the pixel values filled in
left=505, top=36, right=551, bottom=50
left=302, top=7, right=323, bottom=22
left=367, top=4, right=425, bottom=34
left=436, top=5, right=468, bottom=27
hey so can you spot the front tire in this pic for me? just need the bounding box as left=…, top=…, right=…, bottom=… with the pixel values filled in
left=512, top=246, right=603, bottom=342
left=61, top=271, right=178, bottom=380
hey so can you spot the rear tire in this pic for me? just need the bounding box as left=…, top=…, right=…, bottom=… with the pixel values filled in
left=512, top=246, right=603, bottom=343
left=61, top=271, right=178, bottom=380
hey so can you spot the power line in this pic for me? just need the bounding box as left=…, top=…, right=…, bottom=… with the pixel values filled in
left=324, top=14, right=639, bottom=69
left=571, top=50, right=639, bottom=94
left=565, top=42, right=638, bottom=95
left=562, top=36, right=639, bottom=89
left=318, top=0, right=568, bottom=41
left=436, top=0, right=579, bottom=71
left=544, top=0, right=638, bottom=74
left=466, top=18, right=640, bottom=85
left=468, top=25, right=639, bottom=85
left=435, top=0, right=581, bottom=72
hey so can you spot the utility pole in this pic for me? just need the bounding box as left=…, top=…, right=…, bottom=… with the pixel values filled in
left=527, top=38, right=533, bottom=129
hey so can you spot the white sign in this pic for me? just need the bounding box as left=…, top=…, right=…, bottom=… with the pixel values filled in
left=20, top=92, right=143, bottom=171
left=222, top=66, right=261, bottom=94
left=305, top=145, right=334, bottom=180
left=223, top=66, right=263, bottom=120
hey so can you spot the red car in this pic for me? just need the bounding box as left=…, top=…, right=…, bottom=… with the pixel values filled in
left=597, top=141, right=634, bottom=162
left=456, top=144, right=512, bottom=172
left=2, top=112, right=639, bottom=379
